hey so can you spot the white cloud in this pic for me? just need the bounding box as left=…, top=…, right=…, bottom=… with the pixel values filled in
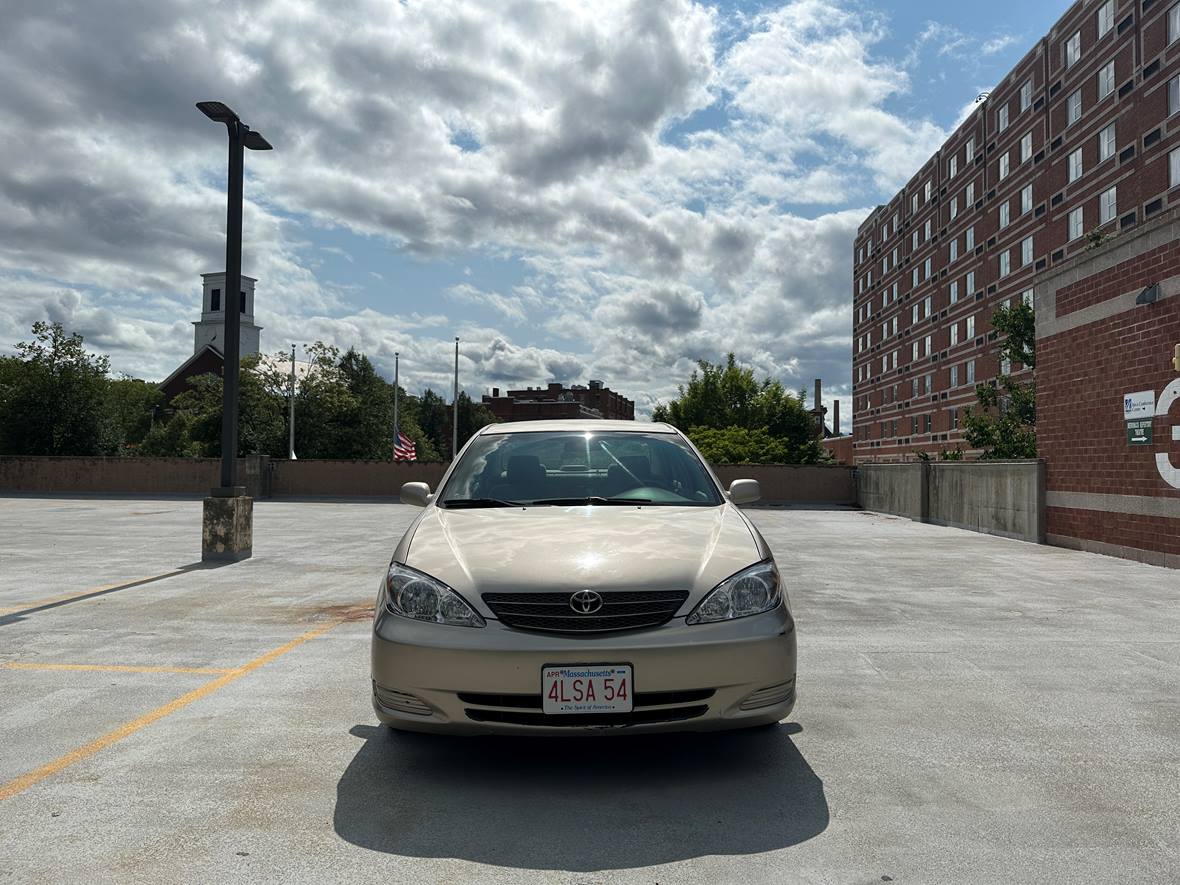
left=0, top=0, right=991, bottom=417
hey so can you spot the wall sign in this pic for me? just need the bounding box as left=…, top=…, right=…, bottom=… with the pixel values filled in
left=1123, top=389, right=1156, bottom=447
left=1155, top=379, right=1180, bottom=490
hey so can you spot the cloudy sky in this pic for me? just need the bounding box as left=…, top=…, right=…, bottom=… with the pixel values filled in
left=0, top=0, right=1066, bottom=428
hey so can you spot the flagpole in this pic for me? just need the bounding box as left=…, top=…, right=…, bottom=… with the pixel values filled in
left=452, top=336, right=459, bottom=460
left=288, top=343, right=297, bottom=460
left=393, top=351, right=399, bottom=460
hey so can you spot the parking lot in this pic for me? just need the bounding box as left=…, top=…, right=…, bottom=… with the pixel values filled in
left=1, top=496, right=1178, bottom=883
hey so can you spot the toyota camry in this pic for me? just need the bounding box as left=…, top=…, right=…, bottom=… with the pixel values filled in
left=371, top=420, right=797, bottom=734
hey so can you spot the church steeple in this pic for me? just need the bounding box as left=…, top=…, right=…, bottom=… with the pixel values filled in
left=193, top=272, right=262, bottom=357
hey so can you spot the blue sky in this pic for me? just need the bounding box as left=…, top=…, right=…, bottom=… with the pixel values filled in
left=0, top=0, right=1072, bottom=428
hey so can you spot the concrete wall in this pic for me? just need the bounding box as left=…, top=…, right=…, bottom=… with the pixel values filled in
left=0, top=456, right=269, bottom=498
left=0, top=456, right=855, bottom=505
left=856, top=464, right=927, bottom=520
left=712, top=464, right=856, bottom=504
left=926, top=461, right=1045, bottom=542
left=857, top=460, right=1046, bottom=543
left=269, top=460, right=450, bottom=498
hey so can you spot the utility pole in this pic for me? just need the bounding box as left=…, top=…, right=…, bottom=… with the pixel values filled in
left=288, top=343, right=297, bottom=460
left=452, top=337, right=459, bottom=460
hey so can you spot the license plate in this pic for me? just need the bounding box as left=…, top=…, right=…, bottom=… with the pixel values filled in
left=542, top=664, right=632, bottom=714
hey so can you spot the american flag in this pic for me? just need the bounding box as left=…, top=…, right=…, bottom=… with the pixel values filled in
left=393, top=429, right=417, bottom=462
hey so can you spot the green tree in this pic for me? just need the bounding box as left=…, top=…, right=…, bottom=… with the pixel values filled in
left=962, top=302, right=1037, bottom=459
left=0, top=322, right=112, bottom=455
left=653, top=353, right=822, bottom=463
left=103, top=377, right=164, bottom=452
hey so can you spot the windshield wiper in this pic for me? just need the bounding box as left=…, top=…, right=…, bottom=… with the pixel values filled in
left=530, top=496, right=653, bottom=506
left=440, top=498, right=522, bottom=509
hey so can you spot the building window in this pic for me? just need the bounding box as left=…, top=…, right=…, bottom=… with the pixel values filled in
left=1170, top=147, right=1180, bottom=188
left=210, top=288, right=221, bottom=312
left=923, top=295, right=932, bottom=318
left=923, top=414, right=932, bottom=434
left=1100, top=186, right=1117, bottom=224
left=999, top=153, right=1010, bottom=179
left=1065, top=31, right=1081, bottom=67
left=882, top=356, right=888, bottom=374
left=950, top=196, right=958, bottom=220
left=911, top=193, right=919, bottom=213
left=892, top=315, right=898, bottom=335
left=1068, top=147, right=1083, bottom=183
left=893, top=212, right=899, bottom=232
left=950, top=407, right=959, bottom=429
left=966, top=137, right=975, bottom=162
left=1020, top=131, right=1033, bottom=162
left=998, top=104, right=1009, bottom=132
left=1001, top=356, right=1012, bottom=375
left=1020, top=80, right=1032, bottom=111
left=1098, top=123, right=1116, bottom=162
left=892, top=350, right=898, bottom=369
left=950, top=280, right=959, bottom=304
left=951, top=323, right=960, bottom=346
left=912, top=342, right=919, bottom=362
left=912, top=268, right=919, bottom=288
left=912, top=304, right=919, bottom=325
left=882, top=256, right=888, bottom=275
left=912, top=231, right=919, bottom=250
left=966, top=182, right=975, bottom=205
left=949, top=238, right=958, bottom=262
left=966, top=315, right=976, bottom=339
left=911, top=416, right=919, bottom=435
left=893, top=282, right=899, bottom=301
left=1170, top=76, right=1180, bottom=116
left=1069, top=206, right=1084, bottom=240
left=965, top=226, right=975, bottom=250
left=924, top=180, right=932, bottom=201
left=1021, top=235, right=1034, bottom=266
left=966, top=270, right=975, bottom=293
left=923, top=257, right=932, bottom=280
left=1097, top=61, right=1115, bottom=101
left=892, top=247, right=899, bottom=267
left=999, top=250, right=1011, bottom=277
left=924, top=219, right=932, bottom=240
left=1022, top=289, right=1033, bottom=308
left=1067, top=89, right=1082, bottom=125
left=1021, top=183, right=1033, bottom=214
left=924, top=374, right=932, bottom=395
left=882, top=321, right=888, bottom=340
left=1097, top=0, right=1114, bottom=38
left=999, top=201, right=1010, bottom=228
left=949, top=155, right=957, bottom=178
left=950, top=365, right=959, bottom=387
left=1171, top=3, right=1180, bottom=45
left=966, top=359, right=976, bottom=384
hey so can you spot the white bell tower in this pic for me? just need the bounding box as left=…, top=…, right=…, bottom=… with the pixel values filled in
left=193, top=272, right=262, bottom=357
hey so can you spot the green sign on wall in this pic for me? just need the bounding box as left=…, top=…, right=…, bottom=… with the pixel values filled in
left=1126, top=418, right=1153, bottom=445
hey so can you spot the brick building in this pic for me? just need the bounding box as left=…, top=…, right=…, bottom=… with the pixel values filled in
left=481, top=381, right=635, bottom=423
left=1035, top=210, right=1180, bottom=567
left=851, top=0, right=1180, bottom=463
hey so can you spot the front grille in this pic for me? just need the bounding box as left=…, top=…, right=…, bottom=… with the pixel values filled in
left=481, top=590, right=689, bottom=634
left=464, top=705, right=708, bottom=727
left=457, top=688, right=714, bottom=709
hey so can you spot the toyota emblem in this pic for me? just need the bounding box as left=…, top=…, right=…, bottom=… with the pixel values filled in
left=569, top=590, right=604, bottom=614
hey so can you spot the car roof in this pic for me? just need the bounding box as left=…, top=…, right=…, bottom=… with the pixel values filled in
left=479, top=420, right=678, bottom=435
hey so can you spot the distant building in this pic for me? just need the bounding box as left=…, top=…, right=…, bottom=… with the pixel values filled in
left=159, top=273, right=263, bottom=401
left=482, top=381, right=635, bottom=423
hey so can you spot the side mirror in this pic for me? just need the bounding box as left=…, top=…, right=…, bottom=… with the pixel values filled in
left=400, top=482, right=433, bottom=507
left=726, top=479, right=760, bottom=506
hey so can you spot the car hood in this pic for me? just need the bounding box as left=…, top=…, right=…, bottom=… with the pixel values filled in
left=402, top=504, right=762, bottom=615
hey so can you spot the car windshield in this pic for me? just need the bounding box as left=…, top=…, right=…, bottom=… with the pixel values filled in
left=437, top=430, right=723, bottom=507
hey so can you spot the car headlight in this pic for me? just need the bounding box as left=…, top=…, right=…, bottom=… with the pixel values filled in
left=686, top=560, right=782, bottom=625
left=382, top=562, right=485, bottom=627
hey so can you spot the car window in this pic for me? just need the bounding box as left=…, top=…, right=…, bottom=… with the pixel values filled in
left=437, top=431, right=723, bottom=506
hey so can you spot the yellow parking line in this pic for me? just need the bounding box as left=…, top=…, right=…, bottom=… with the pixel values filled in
left=3, top=663, right=234, bottom=675
left=0, top=619, right=342, bottom=802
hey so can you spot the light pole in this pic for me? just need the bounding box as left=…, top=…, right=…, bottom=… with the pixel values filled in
left=288, top=343, right=297, bottom=460
left=393, top=351, right=400, bottom=450
left=196, top=101, right=271, bottom=561
left=452, top=337, right=459, bottom=460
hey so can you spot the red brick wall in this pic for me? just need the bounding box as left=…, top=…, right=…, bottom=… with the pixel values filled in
left=1037, top=220, right=1180, bottom=565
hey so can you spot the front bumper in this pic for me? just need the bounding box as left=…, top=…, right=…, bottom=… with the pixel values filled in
left=370, top=606, right=797, bottom=735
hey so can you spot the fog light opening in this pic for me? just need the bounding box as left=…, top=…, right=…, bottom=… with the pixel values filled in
left=373, top=683, right=433, bottom=716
